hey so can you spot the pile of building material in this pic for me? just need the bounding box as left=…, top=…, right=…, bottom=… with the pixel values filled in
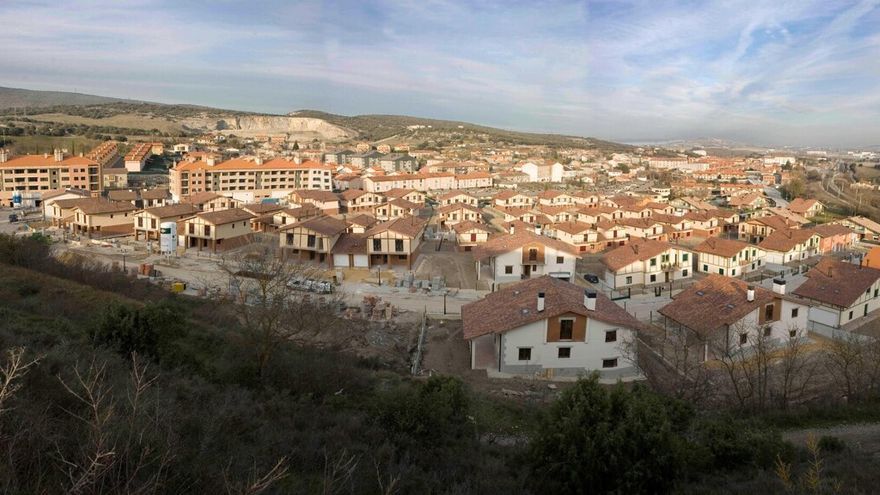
left=357, top=295, right=398, bottom=320
left=395, top=272, right=446, bottom=293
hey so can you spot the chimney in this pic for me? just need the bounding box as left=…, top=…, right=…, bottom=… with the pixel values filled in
left=255, top=156, right=264, bottom=165
left=0, top=149, right=7, bottom=163
left=633, top=243, right=639, bottom=254
left=206, top=157, right=216, bottom=167
left=53, top=148, right=63, bottom=162
left=535, top=225, right=541, bottom=235
left=537, top=291, right=545, bottom=312
left=584, top=289, right=597, bottom=311
left=509, top=225, right=515, bottom=234
left=747, top=285, right=755, bottom=302
left=772, top=278, right=786, bottom=295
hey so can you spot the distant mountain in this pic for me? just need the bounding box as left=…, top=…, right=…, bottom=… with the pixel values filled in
left=0, top=86, right=136, bottom=109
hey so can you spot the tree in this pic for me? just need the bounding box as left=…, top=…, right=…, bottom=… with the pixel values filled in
left=219, top=244, right=343, bottom=381
left=528, top=375, right=690, bottom=494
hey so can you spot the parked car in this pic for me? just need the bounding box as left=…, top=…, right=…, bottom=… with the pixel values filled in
left=7, top=214, right=18, bottom=223
left=583, top=273, right=599, bottom=284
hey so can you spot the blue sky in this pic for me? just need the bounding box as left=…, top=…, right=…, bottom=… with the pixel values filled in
left=1, top=0, right=879, bottom=147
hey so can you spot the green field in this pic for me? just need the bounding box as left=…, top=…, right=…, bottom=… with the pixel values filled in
left=0, top=134, right=103, bottom=155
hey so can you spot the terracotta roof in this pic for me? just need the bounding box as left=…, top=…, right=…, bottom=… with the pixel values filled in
left=383, top=188, right=419, bottom=199
left=0, top=153, right=98, bottom=169
left=242, top=203, right=285, bottom=215
left=749, top=215, right=798, bottom=231
left=471, top=230, right=579, bottom=261
left=437, top=190, right=476, bottom=200
left=387, top=198, right=420, bottom=210
left=841, top=216, right=880, bottom=233
left=792, top=258, right=880, bottom=308
left=758, top=229, right=817, bottom=252
left=196, top=208, right=254, bottom=225
left=331, top=233, right=367, bottom=254
left=462, top=276, right=643, bottom=340
left=73, top=198, right=137, bottom=215
left=451, top=220, right=492, bottom=234
left=659, top=275, right=792, bottom=337
left=601, top=239, right=679, bottom=271
left=290, top=189, right=339, bottom=202
left=340, top=189, right=371, bottom=200
left=365, top=216, right=427, bottom=238
left=141, top=188, right=169, bottom=200
left=694, top=238, right=753, bottom=257
left=107, top=190, right=137, bottom=201
left=346, top=213, right=378, bottom=228
left=283, top=215, right=349, bottom=236
left=551, top=221, right=595, bottom=235
left=789, top=197, right=819, bottom=214
left=437, top=203, right=482, bottom=215
left=810, top=224, right=855, bottom=238
left=141, top=204, right=200, bottom=218
left=182, top=192, right=223, bottom=205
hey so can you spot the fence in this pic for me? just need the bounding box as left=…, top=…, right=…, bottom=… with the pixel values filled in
left=410, top=310, right=429, bottom=375
left=808, top=320, right=875, bottom=343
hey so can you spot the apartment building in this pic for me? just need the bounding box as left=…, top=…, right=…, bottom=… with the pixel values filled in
left=361, top=172, right=456, bottom=192
left=169, top=156, right=333, bottom=201
left=0, top=149, right=102, bottom=205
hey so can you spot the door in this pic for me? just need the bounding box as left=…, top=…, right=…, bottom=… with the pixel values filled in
left=865, top=304, right=869, bottom=317
left=523, top=265, right=531, bottom=277
left=665, top=271, right=670, bottom=283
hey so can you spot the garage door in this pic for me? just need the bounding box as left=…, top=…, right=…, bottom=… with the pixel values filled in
left=353, top=254, right=369, bottom=267
left=333, top=254, right=350, bottom=268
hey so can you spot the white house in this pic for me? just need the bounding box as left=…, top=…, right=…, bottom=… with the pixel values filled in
left=792, top=258, right=880, bottom=329
left=472, top=229, right=579, bottom=286
left=659, top=275, right=811, bottom=360
left=462, top=276, right=642, bottom=381
left=694, top=238, right=766, bottom=278
left=601, top=240, right=693, bottom=289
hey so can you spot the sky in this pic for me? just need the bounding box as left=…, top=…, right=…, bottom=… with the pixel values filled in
left=1, top=0, right=879, bottom=148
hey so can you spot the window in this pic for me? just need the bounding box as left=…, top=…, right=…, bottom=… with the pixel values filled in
left=765, top=304, right=774, bottom=321
left=731, top=269, right=736, bottom=276
left=605, top=330, right=617, bottom=343
left=556, top=256, right=564, bottom=264
left=849, top=311, right=854, bottom=320
left=650, top=258, right=657, bottom=266
left=373, top=239, right=381, bottom=251
left=790, top=329, right=798, bottom=338
left=558, top=347, right=571, bottom=359
left=602, top=358, right=618, bottom=368
left=763, top=326, right=772, bottom=337
left=739, top=333, right=748, bottom=345
left=307, top=235, right=316, bottom=247
left=703, top=264, right=708, bottom=272
left=559, top=320, right=574, bottom=340
left=791, top=308, right=799, bottom=318
left=504, top=265, right=513, bottom=274
left=528, top=248, right=538, bottom=261
left=682, top=269, right=689, bottom=277
left=682, top=253, right=689, bottom=262
left=625, top=276, right=632, bottom=285
left=395, top=239, right=404, bottom=252
left=650, top=274, right=656, bottom=282
left=518, top=348, right=532, bottom=361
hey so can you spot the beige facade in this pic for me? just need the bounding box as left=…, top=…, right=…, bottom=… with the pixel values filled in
left=0, top=149, right=102, bottom=205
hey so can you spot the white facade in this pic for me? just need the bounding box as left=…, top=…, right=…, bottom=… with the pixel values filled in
left=604, top=248, right=693, bottom=289
left=697, top=247, right=766, bottom=278
left=486, top=247, right=576, bottom=285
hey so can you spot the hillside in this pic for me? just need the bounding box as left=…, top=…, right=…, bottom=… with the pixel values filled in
left=0, top=86, right=131, bottom=109
left=292, top=109, right=633, bottom=150
left=0, top=87, right=632, bottom=149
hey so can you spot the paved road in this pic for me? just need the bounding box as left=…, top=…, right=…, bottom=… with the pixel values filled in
left=764, top=186, right=788, bottom=208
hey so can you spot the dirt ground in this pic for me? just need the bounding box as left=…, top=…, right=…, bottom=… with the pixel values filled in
left=413, top=240, right=478, bottom=289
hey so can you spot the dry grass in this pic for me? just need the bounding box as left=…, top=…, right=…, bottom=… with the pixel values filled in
left=2, top=135, right=103, bottom=155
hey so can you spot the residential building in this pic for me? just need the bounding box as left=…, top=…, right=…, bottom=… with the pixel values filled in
left=437, top=203, right=483, bottom=227
left=183, top=208, right=254, bottom=252
left=658, top=275, right=810, bottom=360
left=601, top=240, right=693, bottom=289
left=472, top=230, right=579, bottom=285
left=279, top=215, right=349, bottom=266
left=792, top=258, right=880, bottom=329
left=452, top=221, right=492, bottom=252
left=364, top=216, right=427, bottom=268
left=789, top=198, right=825, bottom=218
left=694, top=238, right=765, bottom=278
left=462, top=276, right=641, bottom=380
left=0, top=148, right=102, bottom=205
left=134, top=204, right=200, bottom=241
left=70, top=198, right=137, bottom=237
left=835, top=216, right=880, bottom=241
left=758, top=229, right=820, bottom=264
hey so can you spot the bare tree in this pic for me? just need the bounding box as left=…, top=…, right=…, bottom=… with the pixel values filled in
left=0, top=347, right=40, bottom=419
left=223, top=456, right=290, bottom=495
left=714, top=322, right=774, bottom=411
left=823, top=332, right=867, bottom=400
left=219, top=245, right=345, bottom=380
left=774, top=325, right=818, bottom=409
left=321, top=449, right=359, bottom=495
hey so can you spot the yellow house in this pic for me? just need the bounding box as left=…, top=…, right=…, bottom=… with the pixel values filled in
left=70, top=199, right=137, bottom=237
left=134, top=204, right=200, bottom=241
left=183, top=208, right=254, bottom=252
